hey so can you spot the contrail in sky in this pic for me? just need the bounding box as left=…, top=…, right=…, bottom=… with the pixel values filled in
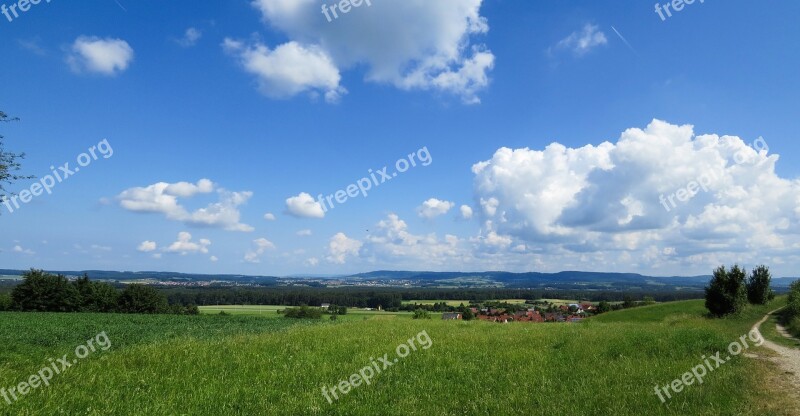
left=113, top=0, right=127, bottom=12
left=611, top=26, right=637, bottom=56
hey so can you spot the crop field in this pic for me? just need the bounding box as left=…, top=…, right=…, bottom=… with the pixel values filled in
left=0, top=299, right=795, bottom=415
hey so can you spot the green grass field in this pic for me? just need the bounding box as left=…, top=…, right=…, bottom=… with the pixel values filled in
left=0, top=299, right=795, bottom=415
left=199, top=305, right=427, bottom=321
left=402, top=299, right=531, bottom=307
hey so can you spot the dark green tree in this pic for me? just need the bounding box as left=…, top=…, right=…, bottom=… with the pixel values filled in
left=746, top=265, right=774, bottom=305
left=11, top=269, right=82, bottom=312
left=622, top=295, right=635, bottom=309
left=118, top=284, right=168, bottom=314
left=88, top=281, right=121, bottom=312
left=705, top=265, right=748, bottom=317
left=596, top=301, right=612, bottom=314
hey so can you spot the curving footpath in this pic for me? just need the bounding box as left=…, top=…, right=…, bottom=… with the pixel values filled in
left=750, top=309, right=800, bottom=386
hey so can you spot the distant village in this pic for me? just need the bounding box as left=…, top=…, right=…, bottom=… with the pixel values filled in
left=441, top=302, right=598, bottom=323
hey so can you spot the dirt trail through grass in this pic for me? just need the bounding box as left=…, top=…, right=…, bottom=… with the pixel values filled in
left=751, top=309, right=800, bottom=386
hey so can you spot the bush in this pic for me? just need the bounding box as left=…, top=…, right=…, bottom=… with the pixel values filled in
left=0, top=293, right=11, bottom=311
left=118, top=284, right=169, bottom=314
left=746, top=265, right=775, bottom=305
left=412, top=309, right=431, bottom=320
left=705, top=265, right=748, bottom=317
left=283, top=306, right=322, bottom=319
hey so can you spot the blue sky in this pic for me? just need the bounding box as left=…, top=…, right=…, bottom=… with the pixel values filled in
left=1, top=0, right=799, bottom=277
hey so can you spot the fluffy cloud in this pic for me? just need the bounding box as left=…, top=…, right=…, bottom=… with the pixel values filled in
left=137, top=241, right=157, bottom=252
left=244, top=238, right=276, bottom=263
left=165, top=232, right=211, bottom=255
left=223, top=39, right=345, bottom=103
left=285, top=192, right=325, bottom=218
left=238, top=0, right=493, bottom=103
left=550, top=24, right=607, bottom=57
left=326, top=232, right=362, bottom=264
left=116, top=179, right=254, bottom=232
left=264, top=213, right=277, bottom=221
left=460, top=205, right=474, bottom=220
left=471, top=119, right=800, bottom=274
left=66, top=36, right=134, bottom=75
left=417, top=198, right=454, bottom=219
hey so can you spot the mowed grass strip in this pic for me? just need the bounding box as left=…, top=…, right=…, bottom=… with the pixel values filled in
left=3, top=299, right=793, bottom=415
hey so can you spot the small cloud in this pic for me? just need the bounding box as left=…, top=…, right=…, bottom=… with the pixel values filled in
left=244, top=238, right=276, bottom=263
left=550, top=24, right=608, bottom=57
left=176, top=27, right=202, bottom=47
left=285, top=192, right=325, bottom=219
left=17, top=38, right=46, bottom=56
left=417, top=198, right=454, bottom=219
left=165, top=232, right=211, bottom=255
left=137, top=241, right=157, bottom=252
left=66, top=36, right=134, bottom=76
left=460, top=205, right=474, bottom=220
left=223, top=39, right=346, bottom=103
left=264, top=212, right=276, bottom=221
left=12, top=245, right=35, bottom=255
left=209, top=255, right=219, bottom=262
left=305, top=257, right=319, bottom=267
left=296, top=229, right=312, bottom=236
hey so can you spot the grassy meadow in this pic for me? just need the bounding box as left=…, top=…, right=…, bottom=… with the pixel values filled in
left=0, top=299, right=796, bottom=415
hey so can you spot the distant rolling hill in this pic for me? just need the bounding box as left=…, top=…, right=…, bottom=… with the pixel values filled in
left=0, top=268, right=796, bottom=291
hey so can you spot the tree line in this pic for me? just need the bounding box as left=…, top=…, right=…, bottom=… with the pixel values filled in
left=0, top=270, right=198, bottom=315
left=161, top=286, right=702, bottom=309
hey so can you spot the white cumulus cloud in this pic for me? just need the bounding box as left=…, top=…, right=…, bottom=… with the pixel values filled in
left=460, top=205, right=474, bottom=219
left=67, top=36, right=134, bottom=75
left=417, top=198, right=454, bottom=219
left=326, top=232, right=362, bottom=264
left=224, top=39, right=345, bottom=103
left=471, top=119, right=800, bottom=274
left=239, top=0, right=494, bottom=103
left=165, top=232, right=211, bottom=255
left=137, top=241, right=157, bottom=252
left=285, top=192, right=325, bottom=218
left=116, top=179, right=254, bottom=232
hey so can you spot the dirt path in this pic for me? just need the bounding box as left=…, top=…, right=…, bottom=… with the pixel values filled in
left=750, top=309, right=800, bottom=385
